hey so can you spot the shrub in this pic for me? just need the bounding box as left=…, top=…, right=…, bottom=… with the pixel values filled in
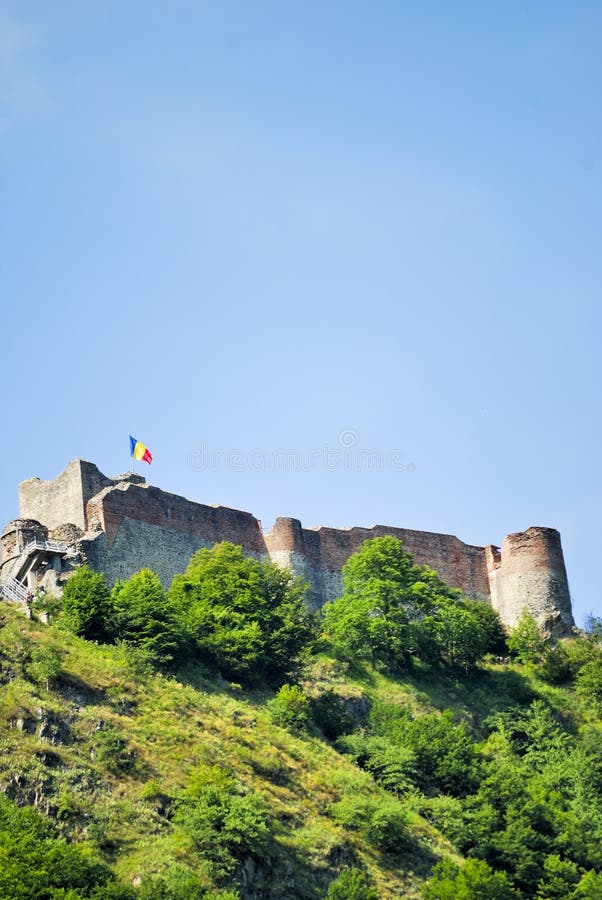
left=25, top=643, right=63, bottom=692
left=267, top=684, right=310, bottom=731
left=329, top=794, right=410, bottom=854
left=311, top=690, right=355, bottom=739
left=576, top=656, right=602, bottom=717
left=173, top=766, right=269, bottom=882
left=327, top=867, right=379, bottom=899
left=366, top=798, right=410, bottom=853
left=507, top=610, right=543, bottom=664
left=93, top=725, right=136, bottom=774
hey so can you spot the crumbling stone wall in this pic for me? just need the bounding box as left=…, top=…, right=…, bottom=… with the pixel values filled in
left=8, top=459, right=575, bottom=632
left=79, top=479, right=266, bottom=586
left=487, top=527, right=573, bottom=636
left=265, top=517, right=490, bottom=609
left=19, top=460, right=144, bottom=532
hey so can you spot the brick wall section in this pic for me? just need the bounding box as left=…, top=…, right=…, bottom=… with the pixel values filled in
left=85, top=481, right=267, bottom=555
left=265, top=517, right=490, bottom=602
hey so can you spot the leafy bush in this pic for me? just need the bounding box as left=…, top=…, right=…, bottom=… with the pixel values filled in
left=576, top=655, right=602, bottom=717
left=267, top=684, right=310, bottom=731
left=0, top=794, right=122, bottom=898
left=25, top=643, right=63, bottom=691
left=93, top=724, right=136, bottom=774
left=328, top=793, right=410, bottom=854
left=173, top=765, right=269, bottom=882
left=338, top=732, right=417, bottom=796
left=311, top=689, right=355, bottom=739
left=366, top=797, right=411, bottom=853
left=327, top=867, right=379, bottom=899
left=401, top=711, right=479, bottom=797
left=507, top=610, right=543, bottom=664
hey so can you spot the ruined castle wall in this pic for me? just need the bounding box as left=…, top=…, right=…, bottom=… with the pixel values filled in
left=81, top=521, right=215, bottom=588
left=82, top=481, right=267, bottom=586
left=265, top=517, right=490, bottom=606
left=11, top=459, right=575, bottom=634
left=20, top=460, right=89, bottom=531
left=19, top=460, right=145, bottom=532
left=488, top=527, right=573, bottom=635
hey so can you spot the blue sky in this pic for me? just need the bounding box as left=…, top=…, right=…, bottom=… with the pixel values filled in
left=1, top=2, right=600, bottom=626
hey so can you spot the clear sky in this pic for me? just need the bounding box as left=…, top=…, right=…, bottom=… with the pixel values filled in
left=1, top=2, right=600, bottom=626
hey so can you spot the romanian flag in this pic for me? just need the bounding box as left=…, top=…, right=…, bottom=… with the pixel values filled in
left=129, top=435, right=152, bottom=464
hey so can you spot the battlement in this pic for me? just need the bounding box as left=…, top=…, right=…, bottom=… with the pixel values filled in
left=6, top=459, right=575, bottom=635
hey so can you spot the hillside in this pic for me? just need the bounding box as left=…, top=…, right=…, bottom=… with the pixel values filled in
left=1, top=594, right=601, bottom=899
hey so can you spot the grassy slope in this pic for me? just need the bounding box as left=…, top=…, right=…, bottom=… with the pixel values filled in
left=0, top=605, right=577, bottom=898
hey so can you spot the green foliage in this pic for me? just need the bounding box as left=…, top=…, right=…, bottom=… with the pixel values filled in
left=338, top=732, right=417, bottom=796
left=0, top=794, right=121, bottom=898
left=467, top=602, right=508, bottom=656
left=326, top=867, right=379, bottom=899
left=507, top=610, right=544, bottom=664
left=576, top=655, right=602, bottom=717
left=25, top=643, right=63, bottom=691
left=572, top=869, right=602, bottom=898
left=61, top=566, right=115, bottom=643
left=311, top=689, right=355, bottom=739
left=366, top=796, right=411, bottom=852
left=363, top=703, right=479, bottom=797
left=267, top=683, right=310, bottom=731
left=92, top=725, right=136, bottom=774
left=328, top=792, right=410, bottom=854
left=322, top=537, right=491, bottom=673
left=422, top=858, right=517, bottom=899
left=538, top=642, right=573, bottom=684
left=173, top=765, right=269, bottom=883
left=169, top=542, right=313, bottom=684
left=111, top=569, right=187, bottom=666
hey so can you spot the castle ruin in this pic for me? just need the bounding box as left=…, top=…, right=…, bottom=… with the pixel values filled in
left=0, top=459, right=574, bottom=636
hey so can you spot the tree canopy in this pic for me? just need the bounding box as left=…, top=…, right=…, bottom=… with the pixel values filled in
left=322, top=536, right=502, bottom=672
left=168, top=542, right=313, bottom=683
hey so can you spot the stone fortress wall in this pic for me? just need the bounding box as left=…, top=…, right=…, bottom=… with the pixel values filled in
left=2, top=460, right=574, bottom=636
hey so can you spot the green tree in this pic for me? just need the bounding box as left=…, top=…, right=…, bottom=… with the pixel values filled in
left=111, top=569, right=187, bottom=666
left=423, top=858, right=517, bottom=899
left=169, top=542, right=313, bottom=684
left=507, top=610, right=544, bottom=664
left=323, top=537, right=489, bottom=672
left=571, top=870, right=602, bottom=899
left=403, top=710, right=479, bottom=797
left=429, top=600, right=488, bottom=671
left=61, top=566, right=115, bottom=642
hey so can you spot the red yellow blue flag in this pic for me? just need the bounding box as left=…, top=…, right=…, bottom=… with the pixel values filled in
left=129, top=435, right=152, bottom=464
